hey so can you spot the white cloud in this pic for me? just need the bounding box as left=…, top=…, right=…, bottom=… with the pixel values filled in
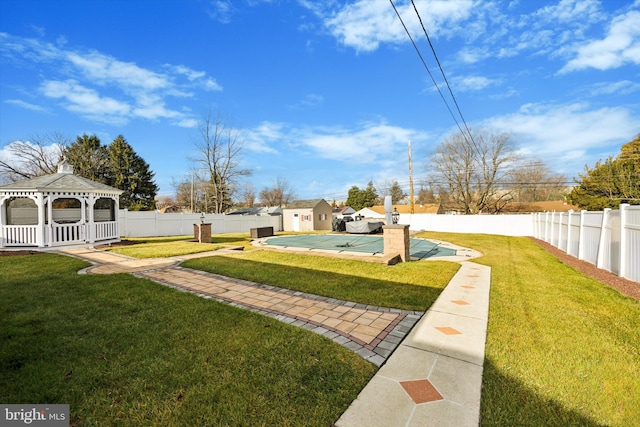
left=1, top=33, right=223, bottom=126
left=287, top=93, right=324, bottom=110
left=242, top=121, right=284, bottom=153
left=4, top=99, right=48, bottom=113
left=207, top=0, right=234, bottom=24
left=242, top=119, right=429, bottom=165
left=203, top=78, right=223, bottom=91
left=485, top=102, right=638, bottom=173
left=41, top=79, right=131, bottom=123
left=322, top=0, right=474, bottom=53
left=588, top=80, right=640, bottom=96
left=66, top=51, right=169, bottom=90
left=299, top=120, right=427, bottom=165
left=0, top=140, right=63, bottom=171
left=561, top=10, right=640, bottom=72
left=453, top=75, right=497, bottom=92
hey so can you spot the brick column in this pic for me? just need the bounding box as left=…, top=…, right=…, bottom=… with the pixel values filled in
left=383, top=224, right=410, bottom=263
left=193, top=223, right=212, bottom=243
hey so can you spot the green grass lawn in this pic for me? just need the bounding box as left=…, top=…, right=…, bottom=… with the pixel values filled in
left=0, top=254, right=377, bottom=426
left=103, top=234, right=255, bottom=258
left=416, top=232, right=640, bottom=427
left=3, top=231, right=638, bottom=426
left=181, top=250, right=458, bottom=311
left=104, top=232, right=309, bottom=257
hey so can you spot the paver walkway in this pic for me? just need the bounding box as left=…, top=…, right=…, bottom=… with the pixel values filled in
left=59, top=244, right=491, bottom=425
left=60, top=247, right=422, bottom=366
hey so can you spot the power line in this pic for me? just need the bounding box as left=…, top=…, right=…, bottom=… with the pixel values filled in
left=409, top=0, right=479, bottom=155
left=388, top=0, right=470, bottom=144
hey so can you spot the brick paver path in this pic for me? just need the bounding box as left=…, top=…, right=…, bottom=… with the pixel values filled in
left=61, top=248, right=421, bottom=366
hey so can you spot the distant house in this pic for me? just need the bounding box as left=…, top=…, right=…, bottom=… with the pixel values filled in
left=159, top=205, right=184, bottom=213
left=332, top=206, right=356, bottom=218
left=283, top=199, right=333, bottom=232
left=500, top=200, right=580, bottom=213
left=227, top=207, right=282, bottom=216
left=354, top=203, right=444, bottom=219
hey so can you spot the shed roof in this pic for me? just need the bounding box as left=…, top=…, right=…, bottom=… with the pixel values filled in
left=284, top=199, right=328, bottom=209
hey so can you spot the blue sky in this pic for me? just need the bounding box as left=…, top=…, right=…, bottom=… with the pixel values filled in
left=1, top=0, right=639, bottom=203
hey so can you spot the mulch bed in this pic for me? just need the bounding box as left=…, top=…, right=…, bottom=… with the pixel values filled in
left=530, top=237, right=640, bottom=301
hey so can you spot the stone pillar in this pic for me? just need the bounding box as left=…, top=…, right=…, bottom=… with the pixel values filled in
left=383, top=224, right=410, bottom=263
left=193, top=223, right=212, bottom=243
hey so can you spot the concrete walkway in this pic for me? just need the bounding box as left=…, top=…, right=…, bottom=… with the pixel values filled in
left=58, top=245, right=490, bottom=426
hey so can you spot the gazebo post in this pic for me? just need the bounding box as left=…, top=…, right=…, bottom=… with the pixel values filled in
left=36, top=193, right=45, bottom=247
left=46, top=195, right=53, bottom=247
left=87, top=194, right=95, bottom=244
left=0, top=196, right=5, bottom=248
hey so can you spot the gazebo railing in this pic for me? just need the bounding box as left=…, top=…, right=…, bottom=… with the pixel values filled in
left=95, top=221, right=119, bottom=241
left=49, top=223, right=86, bottom=246
left=2, top=225, right=38, bottom=247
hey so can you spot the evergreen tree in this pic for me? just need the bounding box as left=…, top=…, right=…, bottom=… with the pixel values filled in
left=568, top=134, right=640, bottom=209
left=346, top=181, right=379, bottom=211
left=388, top=180, right=406, bottom=204
left=63, top=134, right=109, bottom=183
left=107, top=135, right=158, bottom=211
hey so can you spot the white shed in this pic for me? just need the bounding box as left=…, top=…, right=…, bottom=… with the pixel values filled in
left=282, top=199, right=333, bottom=232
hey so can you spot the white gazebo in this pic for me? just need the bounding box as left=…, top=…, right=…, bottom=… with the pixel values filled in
left=0, top=160, right=123, bottom=249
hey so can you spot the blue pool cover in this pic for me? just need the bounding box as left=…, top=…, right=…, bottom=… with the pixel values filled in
left=263, top=234, right=456, bottom=259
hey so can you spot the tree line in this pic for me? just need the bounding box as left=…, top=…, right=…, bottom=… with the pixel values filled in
left=343, top=130, right=639, bottom=213
left=3, top=118, right=636, bottom=214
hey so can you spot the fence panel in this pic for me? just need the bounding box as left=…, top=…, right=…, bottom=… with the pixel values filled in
left=406, top=213, right=534, bottom=236
left=622, top=205, right=640, bottom=282
left=567, top=212, right=581, bottom=257
left=580, top=212, right=603, bottom=265
left=558, top=213, right=569, bottom=251
left=118, top=210, right=282, bottom=238
left=533, top=205, right=638, bottom=283
left=598, top=210, right=621, bottom=275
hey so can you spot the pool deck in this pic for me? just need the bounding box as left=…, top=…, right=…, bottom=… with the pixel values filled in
left=57, top=243, right=490, bottom=426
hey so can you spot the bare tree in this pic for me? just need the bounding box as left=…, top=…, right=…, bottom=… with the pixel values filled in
left=416, top=181, right=438, bottom=204
left=429, top=128, right=520, bottom=214
left=259, top=177, right=296, bottom=207
left=0, top=132, right=69, bottom=182
left=241, top=183, right=256, bottom=208
left=511, top=159, right=568, bottom=202
left=377, top=179, right=407, bottom=204
left=191, top=111, right=252, bottom=213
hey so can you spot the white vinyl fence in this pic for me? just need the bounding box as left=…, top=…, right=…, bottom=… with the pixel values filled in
left=116, top=208, right=638, bottom=283
left=401, top=213, right=535, bottom=236
left=533, top=204, right=640, bottom=283
left=118, top=210, right=282, bottom=238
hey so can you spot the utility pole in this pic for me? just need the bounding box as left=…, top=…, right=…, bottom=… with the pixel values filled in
left=408, top=140, right=415, bottom=214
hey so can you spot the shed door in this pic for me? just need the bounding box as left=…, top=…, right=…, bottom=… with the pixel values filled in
left=293, top=213, right=300, bottom=232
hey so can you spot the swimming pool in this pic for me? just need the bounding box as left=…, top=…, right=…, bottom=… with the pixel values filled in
left=262, top=234, right=457, bottom=259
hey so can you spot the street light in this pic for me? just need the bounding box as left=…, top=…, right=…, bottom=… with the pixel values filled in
left=392, top=207, right=400, bottom=224
left=200, top=212, right=205, bottom=224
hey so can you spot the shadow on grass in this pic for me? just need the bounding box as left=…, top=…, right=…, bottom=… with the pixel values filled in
left=481, top=359, right=606, bottom=427
left=0, top=254, right=376, bottom=425
left=181, top=255, right=449, bottom=311
left=210, top=235, right=252, bottom=245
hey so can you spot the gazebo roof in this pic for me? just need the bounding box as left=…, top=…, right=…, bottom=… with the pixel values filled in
left=0, top=161, right=122, bottom=195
